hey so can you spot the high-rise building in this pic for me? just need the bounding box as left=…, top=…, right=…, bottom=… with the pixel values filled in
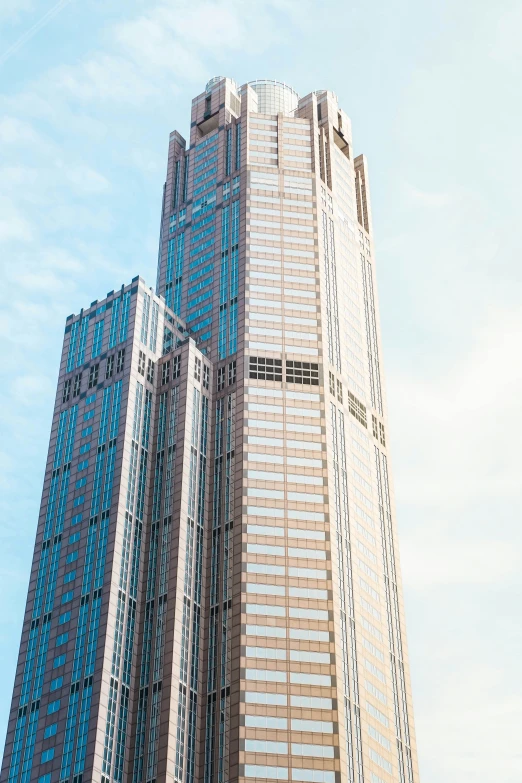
left=1, top=77, right=420, bottom=783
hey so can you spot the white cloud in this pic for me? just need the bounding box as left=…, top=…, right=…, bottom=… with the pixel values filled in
left=10, top=374, right=54, bottom=405
left=389, top=305, right=522, bottom=509
left=0, top=117, right=39, bottom=144
left=0, top=0, right=35, bottom=22
left=65, top=164, right=110, bottom=193
left=401, top=530, right=519, bottom=588
left=0, top=201, right=33, bottom=242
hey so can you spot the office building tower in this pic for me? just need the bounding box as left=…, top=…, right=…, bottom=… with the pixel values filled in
left=1, top=77, right=420, bottom=783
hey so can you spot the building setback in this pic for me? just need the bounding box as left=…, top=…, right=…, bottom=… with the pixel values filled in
left=1, top=78, right=420, bottom=783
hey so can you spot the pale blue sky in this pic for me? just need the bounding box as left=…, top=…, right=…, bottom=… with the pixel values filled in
left=1, top=1, right=521, bottom=780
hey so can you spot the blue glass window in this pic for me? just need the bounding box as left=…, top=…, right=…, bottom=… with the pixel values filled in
left=44, top=724, right=57, bottom=739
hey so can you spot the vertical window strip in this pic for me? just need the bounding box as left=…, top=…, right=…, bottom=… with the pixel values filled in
left=82, top=521, right=98, bottom=596
left=109, top=297, right=121, bottom=349
left=93, top=511, right=110, bottom=590
left=109, top=380, right=122, bottom=441
left=90, top=447, right=106, bottom=517
left=54, top=410, right=68, bottom=469
left=132, top=383, right=144, bottom=442
left=132, top=686, right=148, bottom=783
left=225, top=127, right=232, bottom=176
left=149, top=301, right=159, bottom=353
left=84, top=593, right=102, bottom=676
left=142, top=390, right=152, bottom=450
left=31, top=615, right=51, bottom=701
left=336, top=406, right=363, bottom=781
left=174, top=231, right=185, bottom=316
left=383, top=453, right=413, bottom=782
left=7, top=709, right=26, bottom=782
left=67, top=320, right=79, bottom=373
left=60, top=686, right=80, bottom=781
left=55, top=465, right=70, bottom=535
left=235, top=123, right=241, bottom=170
left=76, top=316, right=90, bottom=368
left=19, top=625, right=39, bottom=706
left=98, top=386, right=112, bottom=445
left=102, top=679, right=118, bottom=776
left=119, top=290, right=131, bottom=343
left=64, top=404, right=78, bottom=464
left=33, top=546, right=50, bottom=619
left=129, top=519, right=143, bottom=599
left=361, top=257, right=377, bottom=410
left=73, top=679, right=93, bottom=776
left=18, top=703, right=39, bottom=783
left=141, top=293, right=151, bottom=345
left=146, top=684, right=162, bottom=780
left=72, top=600, right=90, bottom=682
left=167, top=239, right=175, bottom=283
left=44, top=475, right=59, bottom=540
left=182, top=154, right=190, bottom=203
left=173, top=159, right=181, bottom=209
left=43, top=539, right=62, bottom=617
left=228, top=200, right=240, bottom=355
left=374, top=448, right=406, bottom=783
left=367, top=261, right=383, bottom=415
left=91, top=319, right=105, bottom=358
left=219, top=206, right=230, bottom=359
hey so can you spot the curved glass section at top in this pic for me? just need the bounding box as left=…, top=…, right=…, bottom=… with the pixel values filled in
left=247, top=79, right=300, bottom=115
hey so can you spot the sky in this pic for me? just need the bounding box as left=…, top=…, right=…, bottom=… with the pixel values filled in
left=1, top=0, right=521, bottom=780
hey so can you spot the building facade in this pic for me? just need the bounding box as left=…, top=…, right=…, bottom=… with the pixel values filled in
left=1, top=78, right=420, bottom=783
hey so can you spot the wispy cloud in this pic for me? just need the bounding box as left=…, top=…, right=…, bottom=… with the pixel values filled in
left=0, top=0, right=75, bottom=65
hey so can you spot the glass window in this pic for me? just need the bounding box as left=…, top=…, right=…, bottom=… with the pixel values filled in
left=246, top=564, right=285, bottom=576
left=245, top=646, right=286, bottom=660
left=50, top=676, right=63, bottom=691
left=245, top=766, right=288, bottom=781
left=55, top=633, right=69, bottom=646
left=290, top=695, right=332, bottom=709
left=245, top=669, right=286, bottom=682
left=245, top=740, right=288, bottom=754
left=291, top=770, right=334, bottom=783
left=244, top=715, right=287, bottom=729
left=288, top=568, right=326, bottom=580
left=247, top=525, right=284, bottom=537
left=244, top=691, right=287, bottom=705
left=290, top=673, right=331, bottom=686
left=43, top=724, right=57, bottom=739
left=289, top=629, right=329, bottom=642
left=290, top=650, right=330, bottom=663
left=47, top=700, right=60, bottom=714
left=247, top=584, right=285, bottom=596
left=287, top=529, right=325, bottom=541
left=245, top=625, right=286, bottom=639
left=291, top=744, right=334, bottom=758
left=41, top=748, right=54, bottom=763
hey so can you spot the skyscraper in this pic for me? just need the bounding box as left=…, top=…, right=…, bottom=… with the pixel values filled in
left=1, top=77, right=420, bottom=783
